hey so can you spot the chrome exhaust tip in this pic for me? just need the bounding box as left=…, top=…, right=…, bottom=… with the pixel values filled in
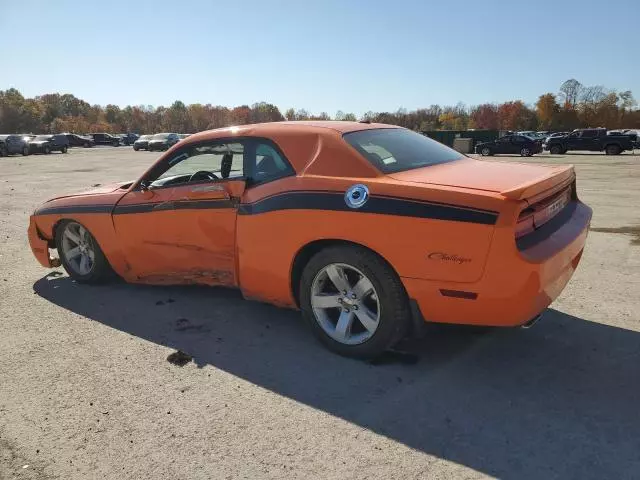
left=521, top=313, right=544, bottom=329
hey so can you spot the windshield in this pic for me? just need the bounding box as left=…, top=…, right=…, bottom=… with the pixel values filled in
left=343, top=128, right=463, bottom=174
left=34, top=135, right=52, bottom=141
left=139, top=135, right=151, bottom=140
left=153, top=133, right=170, bottom=140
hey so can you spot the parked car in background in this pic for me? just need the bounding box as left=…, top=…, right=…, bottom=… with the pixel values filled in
left=90, top=133, right=121, bottom=146
left=476, top=134, right=542, bottom=156
left=133, top=135, right=152, bottom=151
left=65, top=133, right=95, bottom=148
left=147, top=132, right=179, bottom=151
left=178, top=133, right=191, bottom=140
left=119, top=133, right=139, bottom=146
left=0, top=134, right=31, bottom=156
left=28, top=134, right=69, bottom=154
left=544, top=128, right=633, bottom=155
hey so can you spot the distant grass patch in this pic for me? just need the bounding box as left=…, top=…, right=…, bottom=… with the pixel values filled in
left=591, top=226, right=640, bottom=246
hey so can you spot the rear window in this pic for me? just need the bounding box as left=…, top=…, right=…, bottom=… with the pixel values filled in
left=343, top=128, right=463, bottom=174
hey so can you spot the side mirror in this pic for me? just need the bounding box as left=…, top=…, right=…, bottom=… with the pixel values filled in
left=139, top=179, right=150, bottom=191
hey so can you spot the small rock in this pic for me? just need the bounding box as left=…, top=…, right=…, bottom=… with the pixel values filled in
left=167, top=350, right=192, bottom=367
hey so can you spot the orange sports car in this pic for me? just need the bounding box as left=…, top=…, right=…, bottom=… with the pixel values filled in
left=28, top=121, right=592, bottom=358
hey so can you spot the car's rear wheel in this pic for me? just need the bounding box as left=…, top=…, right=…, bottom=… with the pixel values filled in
left=22, top=146, right=29, bottom=156
left=0, top=146, right=6, bottom=157
left=83, top=142, right=89, bottom=148
left=61, top=146, right=68, bottom=154
left=133, top=145, right=139, bottom=151
left=44, top=146, right=51, bottom=154
left=520, top=147, right=531, bottom=157
left=605, top=144, right=621, bottom=155
left=299, top=245, right=410, bottom=359
left=55, top=220, right=113, bottom=283
left=480, top=147, right=492, bottom=156
left=549, top=145, right=562, bottom=155
left=112, top=140, right=119, bottom=147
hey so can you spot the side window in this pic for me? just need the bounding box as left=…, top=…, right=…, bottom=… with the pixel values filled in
left=499, top=136, right=512, bottom=143
left=250, top=140, right=294, bottom=185
left=151, top=141, right=245, bottom=187
left=568, top=131, right=580, bottom=138
left=582, top=130, right=596, bottom=138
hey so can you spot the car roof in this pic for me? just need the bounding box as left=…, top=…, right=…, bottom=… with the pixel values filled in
left=188, top=121, right=396, bottom=139
left=177, top=121, right=400, bottom=176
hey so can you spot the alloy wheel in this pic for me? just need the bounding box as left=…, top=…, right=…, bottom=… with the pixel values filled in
left=310, top=263, right=380, bottom=345
left=61, top=222, right=96, bottom=276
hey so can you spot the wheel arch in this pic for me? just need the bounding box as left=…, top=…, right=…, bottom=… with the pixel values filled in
left=289, top=238, right=401, bottom=308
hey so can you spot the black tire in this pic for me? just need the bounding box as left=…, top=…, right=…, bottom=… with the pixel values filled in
left=83, top=142, right=89, bottom=148
left=55, top=220, right=113, bottom=284
left=61, top=146, right=68, bottom=154
left=605, top=144, right=621, bottom=155
left=44, top=146, right=51, bottom=154
left=113, top=141, right=119, bottom=147
left=549, top=145, right=562, bottom=155
left=520, top=147, right=531, bottom=157
left=0, top=146, right=6, bottom=157
left=22, top=146, right=30, bottom=156
left=133, top=145, right=139, bottom=151
left=480, top=147, right=492, bottom=156
left=299, top=245, right=411, bottom=359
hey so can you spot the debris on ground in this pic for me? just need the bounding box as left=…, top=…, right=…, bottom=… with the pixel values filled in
left=166, top=350, right=193, bottom=367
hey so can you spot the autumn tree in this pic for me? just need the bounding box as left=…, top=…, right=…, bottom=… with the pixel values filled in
left=470, top=104, right=499, bottom=129
left=535, top=94, right=560, bottom=130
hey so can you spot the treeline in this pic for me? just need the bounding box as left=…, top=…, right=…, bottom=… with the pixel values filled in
left=0, top=79, right=638, bottom=135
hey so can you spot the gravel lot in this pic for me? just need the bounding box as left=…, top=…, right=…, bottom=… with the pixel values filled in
left=1, top=147, right=639, bottom=479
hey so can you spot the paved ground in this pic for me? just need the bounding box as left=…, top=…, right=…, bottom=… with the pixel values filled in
left=1, top=147, right=639, bottom=479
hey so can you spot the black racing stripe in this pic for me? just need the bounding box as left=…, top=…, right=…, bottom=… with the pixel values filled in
left=239, top=191, right=498, bottom=225
left=35, top=204, right=113, bottom=215
left=112, top=199, right=236, bottom=215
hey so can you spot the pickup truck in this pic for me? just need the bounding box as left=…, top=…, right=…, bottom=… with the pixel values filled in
left=544, top=128, right=633, bottom=155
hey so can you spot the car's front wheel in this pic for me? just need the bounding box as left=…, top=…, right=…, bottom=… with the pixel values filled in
left=520, top=147, right=531, bottom=157
left=22, top=146, right=30, bottom=156
left=480, top=147, right=492, bottom=156
left=299, top=245, right=410, bottom=359
left=549, top=145, right=563, bottom=155
left=61, top=146, right=68, bottom=154
left=55, top=220, right=113, bottom=283
left=44, top=146, right=51, bottom=154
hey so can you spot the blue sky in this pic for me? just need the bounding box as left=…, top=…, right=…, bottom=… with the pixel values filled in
left=1, top=0, right=637, bottom=115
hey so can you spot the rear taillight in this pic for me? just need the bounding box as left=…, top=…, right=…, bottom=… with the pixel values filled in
left=515, top=187, right=571, bottom=239
left=516, top=209, right=535, bottom=238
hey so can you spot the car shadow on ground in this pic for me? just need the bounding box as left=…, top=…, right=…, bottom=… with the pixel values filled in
left=34, top=274, right=640, bottom=480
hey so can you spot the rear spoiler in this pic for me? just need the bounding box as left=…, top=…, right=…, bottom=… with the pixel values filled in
left=500, top=165, right=575, bottom=201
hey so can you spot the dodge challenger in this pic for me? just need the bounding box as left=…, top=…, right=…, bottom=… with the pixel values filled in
left=28, top=121, right=592, bottom=358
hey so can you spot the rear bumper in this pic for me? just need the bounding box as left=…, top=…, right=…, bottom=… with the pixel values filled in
left=403, top=201, right=592, bottom=327
left=28, top=216, right=55, bottom=268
